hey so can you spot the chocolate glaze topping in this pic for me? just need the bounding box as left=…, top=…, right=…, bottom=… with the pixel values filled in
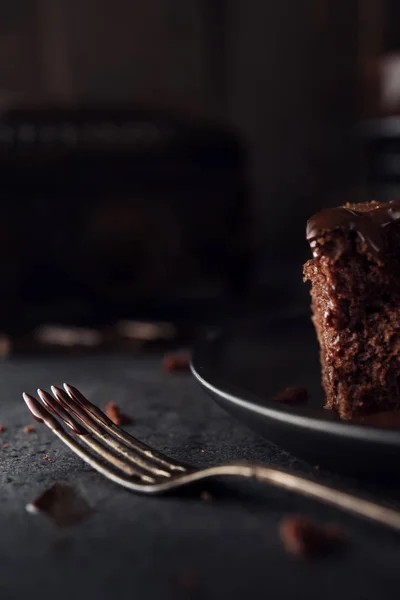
left=306, top=199, right=400, bottom=257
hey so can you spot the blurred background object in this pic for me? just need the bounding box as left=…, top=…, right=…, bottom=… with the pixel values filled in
left=0, top=0, right=397, bottom=346
left=0, top=107, right=247, bottom=331
left=361, top=0, right=400, bottom=203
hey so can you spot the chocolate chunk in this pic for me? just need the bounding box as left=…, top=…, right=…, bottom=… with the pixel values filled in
left=105, top=401, right=132, bottom=426
left=273, top=387, right=308, bottom=404
left=0, top=424, right=5, bottom=432
left=23, top=424, right=35, bottom=433
left=162, top=350, right=191, bottom=373
left=280, top=515, right=345, bottom=558
left=26, top=483, right=92, bottom=528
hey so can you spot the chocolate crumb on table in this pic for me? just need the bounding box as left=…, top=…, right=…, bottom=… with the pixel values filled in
left=43, top=455, right=52, bottom=462
left=26, top=483, right=92, bottom=528
left=23, top=424, right=35, bottom=433
left=162, top=350, right=191, bottom=373
left=280, top=515, right=346, bottom=558
left=273, top=387, right=309, bottom=404
left=105, top=401, right=132, bottom=426
left=0, top=424, right=6, bottom=432
left=2, top=443, right=8, bottom=449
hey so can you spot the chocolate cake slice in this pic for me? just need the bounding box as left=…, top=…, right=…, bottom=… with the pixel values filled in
left=304, top=199, right=400, bottom=419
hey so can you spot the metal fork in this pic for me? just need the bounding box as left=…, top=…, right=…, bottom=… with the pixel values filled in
left=23, top=384, right=400, bottom=531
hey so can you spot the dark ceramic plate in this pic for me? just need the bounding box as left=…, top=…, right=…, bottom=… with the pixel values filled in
left=191, top=315, right=400, bottom=476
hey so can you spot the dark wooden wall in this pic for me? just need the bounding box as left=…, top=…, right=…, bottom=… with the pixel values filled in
left=0, top=0, right=385, bottom=255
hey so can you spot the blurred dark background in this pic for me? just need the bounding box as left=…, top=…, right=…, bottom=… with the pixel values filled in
left=0, top=0, right=399, bottom=344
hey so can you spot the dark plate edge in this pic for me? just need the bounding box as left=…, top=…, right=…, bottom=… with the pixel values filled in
left=191, top=333, right=400, bottom=447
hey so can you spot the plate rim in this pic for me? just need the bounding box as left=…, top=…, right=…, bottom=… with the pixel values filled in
left=191, top=331, right=400, bottom=447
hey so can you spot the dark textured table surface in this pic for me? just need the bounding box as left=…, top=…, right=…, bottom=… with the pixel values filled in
left=0, top=353, right=399, bottom=600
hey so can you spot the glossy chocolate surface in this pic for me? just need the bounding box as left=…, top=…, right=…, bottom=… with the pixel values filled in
left=306, top=199, right=400, bottom=257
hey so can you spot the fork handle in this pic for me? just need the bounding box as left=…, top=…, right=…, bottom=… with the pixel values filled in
left=188, top=463, right=400, bottom=531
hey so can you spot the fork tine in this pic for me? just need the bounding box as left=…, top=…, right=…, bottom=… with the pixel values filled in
left=35, top=390, right=155, bottom=482
left=23, top=392, right=65, bottom=432
left=23, top=392, right=159, bottom=491
left=63, top=383, right=186, bottom=472
left=35, top=390, right=87, bottom=434
left=48, top=386, right=172, bottom=478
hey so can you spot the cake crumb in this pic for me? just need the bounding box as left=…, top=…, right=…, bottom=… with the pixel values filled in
left=162, top=350, right=191, bottom=373
left=0, top=424, right=6, bottom=432
left=2, top=443, right=8, bottom=449
left=105, top=401, right=132, bottom=426
left=201, top=449, right=206, bottom=453
left=43, top=455, right=52, bottom=462
left=27, top=483, right=92, bottom=528
left=200, top=491, right=212, bottom=502
left=24, top=424, right=36, bottom=434
left=280, top=515, right=346, bottom=558
left=273, top=387, right=309, bottom=404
